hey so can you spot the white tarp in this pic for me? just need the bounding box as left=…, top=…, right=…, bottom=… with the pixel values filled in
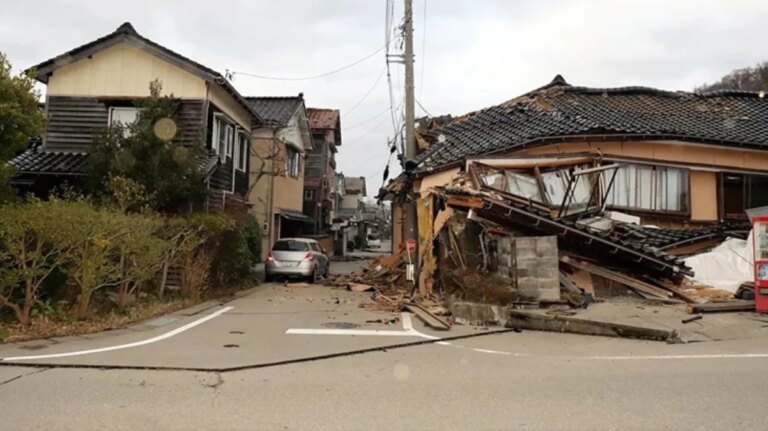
left=684, top=231, right=754, bottom=293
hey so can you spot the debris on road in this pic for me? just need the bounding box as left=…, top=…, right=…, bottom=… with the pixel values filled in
left=286, top=282, right=312, bottom=288
left=349, top=283, right=374, bottom=292
left=404, top=303, right=452, bottom=330
left=682, top=315, right=703, bottom=324
left=686, top=300, right=755, bottom=314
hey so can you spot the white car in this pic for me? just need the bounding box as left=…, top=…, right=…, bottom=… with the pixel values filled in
left=367, top=237, right=382, bottom=248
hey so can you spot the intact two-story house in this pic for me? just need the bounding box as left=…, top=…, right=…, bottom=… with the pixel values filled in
left=10, top=23, right=260, bottom=210
left=246, top=95, right=312, bottom=260
left=304, top=108, right=341, bottom=235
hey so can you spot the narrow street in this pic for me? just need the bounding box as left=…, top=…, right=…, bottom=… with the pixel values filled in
left=1, top=249, right=767, bottom=430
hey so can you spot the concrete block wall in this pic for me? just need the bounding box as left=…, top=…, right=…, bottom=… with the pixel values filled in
left=514, top=236, right=560, bottom=302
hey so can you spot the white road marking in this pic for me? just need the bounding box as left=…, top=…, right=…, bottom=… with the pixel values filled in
left=285, top=328, right=417, bottom=337
left=581, top=353, right=768, bottom=361
left=0, top=306, right=234, bottom=362
left=288, top=313, right=768, bottom=360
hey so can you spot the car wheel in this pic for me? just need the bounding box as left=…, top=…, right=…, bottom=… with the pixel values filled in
left=324, top=263, right=330, bottom=279
left=308, top=267, right=318, bottom=284
left=265, top=274, right=273, bottom=283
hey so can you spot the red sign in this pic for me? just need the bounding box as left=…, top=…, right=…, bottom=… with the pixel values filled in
left=406, top=239, right=417, bottom=253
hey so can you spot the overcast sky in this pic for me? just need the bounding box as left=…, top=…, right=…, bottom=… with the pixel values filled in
left=2, top=0, right=768, bottom=194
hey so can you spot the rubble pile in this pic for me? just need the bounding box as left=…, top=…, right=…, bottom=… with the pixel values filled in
left=327, top=251, right=411, bottom=312
left=423, top=156, right=754, bottom=314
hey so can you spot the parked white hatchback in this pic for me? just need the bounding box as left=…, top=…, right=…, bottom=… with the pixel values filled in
left=265, top=238, right=330, bottom=283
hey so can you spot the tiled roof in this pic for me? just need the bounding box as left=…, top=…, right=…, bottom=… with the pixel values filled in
left=245, top=96, right=304, bottom=127
left=28, top=22, right=263, bottom=126
left=416, top=75, right=768, bottom=171
left=612, top=222, right=751, bottom=250
left=10, top=148, right=223, bottom=177
left=9, top=150, right=89, bottom=174
left=307, top=108, right=340, bottom=130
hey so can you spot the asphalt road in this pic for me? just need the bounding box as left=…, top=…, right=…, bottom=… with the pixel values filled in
left=1, top=252, right=767, bottom=430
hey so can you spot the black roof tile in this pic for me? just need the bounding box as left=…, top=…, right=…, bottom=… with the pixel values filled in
left=245, top=96, right=304, bottom=127
left=9, top=150, right=89, bottom=174
left=417, top=76, right=768, bottom=171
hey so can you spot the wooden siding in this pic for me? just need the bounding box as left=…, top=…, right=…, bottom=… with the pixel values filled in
left=210, top=157, right=234, bottom=192
left=44, top=96, right=206, bottom=152
left=176, top=100, right=205, bottom=146
left=45, top=96, right=109, bottom=152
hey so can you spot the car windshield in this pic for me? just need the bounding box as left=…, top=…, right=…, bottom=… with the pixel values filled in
left=272, top=240, right=309, bottom=251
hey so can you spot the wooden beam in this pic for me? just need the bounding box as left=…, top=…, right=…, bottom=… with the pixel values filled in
left=686, top=300, right=754, bottom=314
left=445, top=195, right=484, bottom=209
left=560, top=256, right=673, bottom=300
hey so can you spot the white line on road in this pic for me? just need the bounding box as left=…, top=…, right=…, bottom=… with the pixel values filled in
left=288, top=313, right=768, bottom=360
left=285, top=328, right=418, bottom=337
left=581, top=353, right=768, bottom=360
left=0, top=306, right=234, bottom=362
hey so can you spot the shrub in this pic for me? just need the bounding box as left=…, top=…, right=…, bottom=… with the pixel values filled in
left=0, top=200, right=83, bottom=324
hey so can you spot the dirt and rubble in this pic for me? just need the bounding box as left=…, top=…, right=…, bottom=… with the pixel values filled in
left=325, top=251, right=451, bottom=326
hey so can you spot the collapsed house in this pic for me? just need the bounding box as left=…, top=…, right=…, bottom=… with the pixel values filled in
left=368, top=76, right=767, bottom=316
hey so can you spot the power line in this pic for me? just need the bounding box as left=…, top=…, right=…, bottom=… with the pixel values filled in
left=229, top=45, right=385, bottom=81
left=343, top=66, right=387, bottom=116
left=419, top=0, right=427, bottom=100
left=343, top=105, right=392, bottom=131
left=416, top=98, right=432, bottom=117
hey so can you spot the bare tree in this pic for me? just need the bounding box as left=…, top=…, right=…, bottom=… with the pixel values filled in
left=696, top=61, right=768, bottom=93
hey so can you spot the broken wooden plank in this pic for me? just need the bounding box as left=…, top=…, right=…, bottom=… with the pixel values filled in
left=404, top=303, right=451, bottom=330
left=560, top=256, right=672, bottom=300
left=561, top=266, right=595, bottom=296
left=682, top=315, right=703, bottom=324
left=656, top=281, right=698, bottom=304
left=686, top=300, right=754, bottom=314
left=348, top=283, right=374, bottom=292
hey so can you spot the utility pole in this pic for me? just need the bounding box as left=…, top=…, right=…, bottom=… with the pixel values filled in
left=403, top=0, right=419, bottom=290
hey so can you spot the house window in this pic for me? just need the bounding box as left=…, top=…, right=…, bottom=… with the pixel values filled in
left=109, top=107, right=139, bottom=126
left=236, top=133, right=248, bottom=172
left=604, top=164, right=689, bottom=213
left=212, top=115, right=234, bottom=157
left=720, top=173, right=768, bottom=219
left=285, top=147, right=301, bottom=178
left=109, top=107, right=139, bottom=136
left=304, top=189, right=314, bottom=200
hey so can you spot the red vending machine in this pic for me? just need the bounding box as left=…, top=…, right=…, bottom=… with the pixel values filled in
left=752, top=216, right=768, bottom=313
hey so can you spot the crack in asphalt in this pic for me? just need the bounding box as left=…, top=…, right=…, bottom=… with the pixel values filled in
left=0, top=367, right=50, bottom=387
left=0, top=329, right=516, bottom=374
left=201, top=373, right=225, bottom=390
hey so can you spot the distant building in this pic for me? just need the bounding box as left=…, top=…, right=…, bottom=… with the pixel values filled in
left=304, top=108, right=341, bottom=236
left=246, top=95, right=312, bottom=260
